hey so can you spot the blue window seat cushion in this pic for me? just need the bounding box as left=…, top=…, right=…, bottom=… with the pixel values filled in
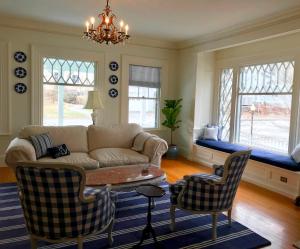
left=196, top=139, right=300, bottom=172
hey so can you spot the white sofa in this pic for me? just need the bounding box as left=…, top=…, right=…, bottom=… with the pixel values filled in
left=5, top=124, right=168, bottom=170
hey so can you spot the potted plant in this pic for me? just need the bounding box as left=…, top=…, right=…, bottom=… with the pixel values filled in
left=162, top=99, right=182, bottom=159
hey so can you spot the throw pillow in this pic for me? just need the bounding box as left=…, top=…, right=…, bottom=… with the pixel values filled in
left=30, top=133, right=53, bottom=159
left=203, top=127, right=218, bottom=141
left=207, top=124, right=223, bottom=140
left=47, top=144, right=70, bottom=159
left=132, top=132, right=156, bottom=152
left=291, top=143, right=300, bottom=163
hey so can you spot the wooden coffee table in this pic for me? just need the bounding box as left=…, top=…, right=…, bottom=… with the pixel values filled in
left=85, top=164, right=166, bottom=190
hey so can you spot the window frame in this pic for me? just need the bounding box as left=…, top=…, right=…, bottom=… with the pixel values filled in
left=121, top=55, right=168, bottom=131
left=128, top=65, right=161, bottom=129
left=31, top=45, right=104, bottom=125
left=215, top=53, right=300, bottom=154
left=0, top=41, right=10, bottom=135
left=42, top=57, right=96, bottom=126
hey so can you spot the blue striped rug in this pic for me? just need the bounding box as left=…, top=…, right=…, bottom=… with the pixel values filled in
left=0, top=182, right=271, bottom=249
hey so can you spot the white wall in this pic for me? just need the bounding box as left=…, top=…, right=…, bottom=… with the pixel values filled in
left=0, top=21, right=178, bottom=162
left=174, top=50, right=215, bottom=158
left=174, top=48, right=198, bottom=157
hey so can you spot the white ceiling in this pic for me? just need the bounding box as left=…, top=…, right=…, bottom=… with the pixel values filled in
left=1, top=0, right=300, bottom=42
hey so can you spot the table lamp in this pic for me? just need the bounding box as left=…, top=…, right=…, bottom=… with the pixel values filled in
left=84, top=90, right=104, bottom=125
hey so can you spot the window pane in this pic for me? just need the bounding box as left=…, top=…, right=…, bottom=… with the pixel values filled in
left=138, top=87, right=149, bottom=98
left=43, top=57, right=95, bottom=86
left=237, top=95, right=291, bottom=153
left=239, top=61, right=294, bottom=94
left=43, top=84, right=93, bottom=126
left=237, top=61, right=294, bottom=153
left=149, top=88, right=159, bottom=98
left=218, top=68, right=233, bottom=141
left=128, top=98, right=158, bottom=128
left=129, top=86, right=138, bottom=97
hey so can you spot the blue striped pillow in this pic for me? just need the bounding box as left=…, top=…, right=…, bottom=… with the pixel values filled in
left=30, top=133, right=53, bottom=159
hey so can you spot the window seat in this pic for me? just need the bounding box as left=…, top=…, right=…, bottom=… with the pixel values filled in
left=196, top=139, right=300, bottom=172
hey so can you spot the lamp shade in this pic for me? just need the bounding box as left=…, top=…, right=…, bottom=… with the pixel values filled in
left=84, top=90, right=104, bottom=109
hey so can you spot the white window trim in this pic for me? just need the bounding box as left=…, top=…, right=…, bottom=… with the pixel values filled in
left=215, top=52, right=300, bottom=154
left=0, top=41, right=11, bottom=135
left=121, top=55, right=168, bottom=131
left=31, top=44, right=104, bottom=125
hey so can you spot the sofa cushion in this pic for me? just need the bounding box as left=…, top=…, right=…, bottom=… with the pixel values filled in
left=19, top=125, right=88, bottom=153
left=196, top=139, right=248, bottom=154
left=37, top=152, right=99, bottom=170
left=196, top=139, right=300, bottom=172
left=89, top=148, right=149, bottom=167
left=88, top=124, right=143, bottom=151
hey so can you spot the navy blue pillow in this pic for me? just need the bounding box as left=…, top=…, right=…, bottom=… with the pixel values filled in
left=47, top=144, right=70, bottom=159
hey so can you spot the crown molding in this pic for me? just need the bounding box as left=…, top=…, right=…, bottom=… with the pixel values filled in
left=0, top=13, right=178, bottom=50
left=1, top=7, right=300, bottom=52
left=176, top=7, right=300, bottom=51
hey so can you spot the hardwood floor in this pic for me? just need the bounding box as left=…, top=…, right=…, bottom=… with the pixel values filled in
left=1, top=158, right=299, bottom=249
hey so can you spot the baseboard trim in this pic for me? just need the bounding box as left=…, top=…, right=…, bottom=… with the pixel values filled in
left=241, top=174, right=296, bottom=199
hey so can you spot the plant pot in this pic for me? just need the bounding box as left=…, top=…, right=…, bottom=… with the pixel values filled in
left=166, top=144, right=179, bottom=159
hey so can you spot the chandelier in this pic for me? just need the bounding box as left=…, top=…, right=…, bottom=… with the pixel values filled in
left=83, top=0, right=130, bottom=45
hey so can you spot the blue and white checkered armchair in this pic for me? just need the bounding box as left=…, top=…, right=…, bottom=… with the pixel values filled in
left=15, top=162, right=116, bottom=249
left=169, top=150, right=251, bottom=240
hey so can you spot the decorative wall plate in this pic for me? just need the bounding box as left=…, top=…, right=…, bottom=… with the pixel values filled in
left=109, top=75, right=118, bottom=84
left=109, top=88, right=118, bottom=98
left=109, top=61, right=119, bottom=71
left=14, top=83, right=27, bottom=94
left=14, top=51, right=27, bottom=63
left=14, top=67, right=27, bottom=78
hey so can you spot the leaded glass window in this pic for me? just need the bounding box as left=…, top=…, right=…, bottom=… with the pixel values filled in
left=237, top=61, right=294, bottom=153
left=218, top=68, right=233, bottom=141
left=42, top=57, right=95, bottom=126
left=43, top=58, right=95, bottom=86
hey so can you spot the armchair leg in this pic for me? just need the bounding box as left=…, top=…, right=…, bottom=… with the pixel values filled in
left=228, top=208, right=232, bottom=226
left=212, top=213, right=218, bottom=241
left=77, top=237, right=83, bottom=249
left=107, top=218, right=114, bottom=247
left=170, top=205, right=176, bottom=231
left=30, top=236, right=37, bottom=249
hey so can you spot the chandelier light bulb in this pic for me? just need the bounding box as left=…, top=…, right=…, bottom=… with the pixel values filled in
left=85, top=21, right=90, bottom=32
left=90, top=17, right=95, bottom=25
left=125, top=24, right=129, bottom=35
left=105, top=16, right=110, bottom=25
left=120, top=20, right=124, bottom=28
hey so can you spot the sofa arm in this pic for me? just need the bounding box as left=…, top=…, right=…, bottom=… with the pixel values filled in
left=5, top=138, right=36, bottom=169
left=142, top=136, right=168, bottom=167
